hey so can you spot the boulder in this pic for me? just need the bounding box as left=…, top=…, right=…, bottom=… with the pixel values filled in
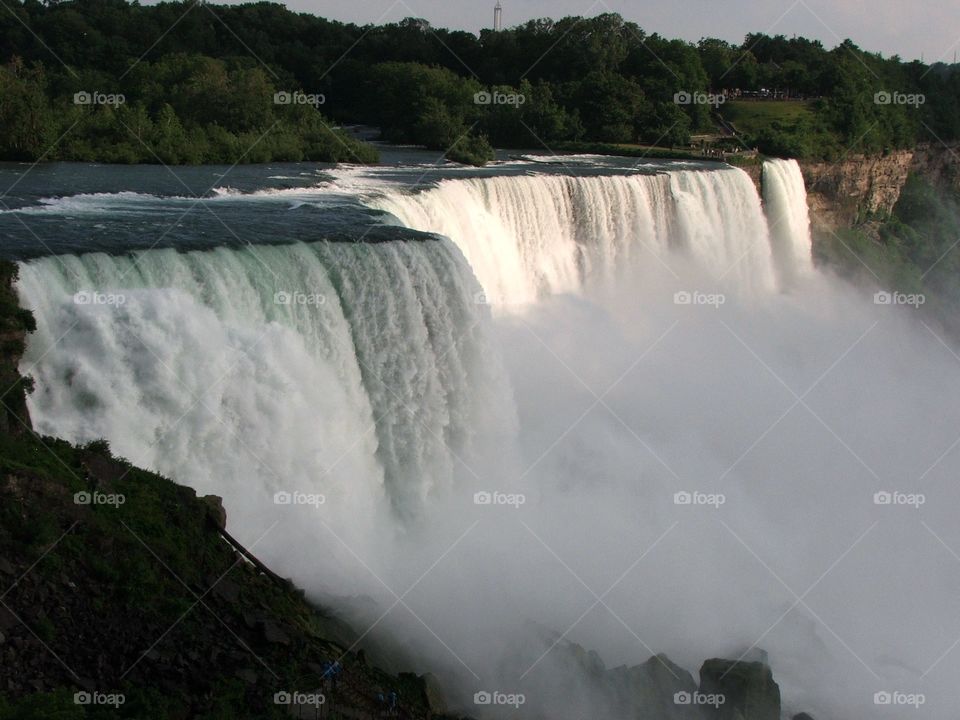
left=259, top=620, right=290, bottom=645
left=202, top=495, right=227, bottom=530
left=421, top=672, right=447, bottom=715
left=699, top=658, right=780, bottom=720
left=234, top=668, right=257, bottom=684
left=609, top=653, right=704, bottom=719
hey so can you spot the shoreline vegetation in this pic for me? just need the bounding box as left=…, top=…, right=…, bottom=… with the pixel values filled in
left=546, top=142, right=761, bottom=165
left=1, top=3, right=958, bottom=167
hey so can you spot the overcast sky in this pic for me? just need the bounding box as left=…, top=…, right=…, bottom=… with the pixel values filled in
left=261, top=0, right=957, bottom=63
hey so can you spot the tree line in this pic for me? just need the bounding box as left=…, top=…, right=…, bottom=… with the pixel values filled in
left=1, top=1, right=958, bottom=164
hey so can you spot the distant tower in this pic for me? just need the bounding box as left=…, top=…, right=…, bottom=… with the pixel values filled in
left=494, top=1, right=502, bottom=31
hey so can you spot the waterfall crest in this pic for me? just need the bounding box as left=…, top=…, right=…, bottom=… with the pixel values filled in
left=371, top=164, right=811, bottom=307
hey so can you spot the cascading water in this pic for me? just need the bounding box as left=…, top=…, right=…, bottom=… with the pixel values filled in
left=762, top=158, right=815, bottom=288
left=16, top=239, right=516, bottom=533
left=16, top=160, right=960, bottom=720
left=371, top=166, right=784, bottom=308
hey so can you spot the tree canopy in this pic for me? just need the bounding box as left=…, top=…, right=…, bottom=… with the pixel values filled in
left=0, top=1, right=957, bottom=164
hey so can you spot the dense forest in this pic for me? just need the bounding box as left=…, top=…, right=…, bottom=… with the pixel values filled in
left=1, top=0, right=959, bottom=164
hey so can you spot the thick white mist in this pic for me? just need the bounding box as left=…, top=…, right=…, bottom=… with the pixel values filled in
left=16, top=161, right=960, bottom=719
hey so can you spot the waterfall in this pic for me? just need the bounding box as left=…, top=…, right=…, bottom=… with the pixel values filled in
left=370, top=166, right=799, bottom=307
left=16, top=240, right=517, bottom=525
left=761, top=158, right=815, bottom=288
left=18, top=160, right=926, bottom=720
left=15, top=162, right=816, bottom=526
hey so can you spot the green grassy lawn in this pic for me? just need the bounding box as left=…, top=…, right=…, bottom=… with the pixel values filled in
left=720, top=100, right=815, bottom=135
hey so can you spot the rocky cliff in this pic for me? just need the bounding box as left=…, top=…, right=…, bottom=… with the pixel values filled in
left=744, top=144, right=960, bottom=234
left=798, top=150, right=915, bottom=231
left=0, top=263, right=35, bottom=437
left=791, top=144, right=959, bottom=233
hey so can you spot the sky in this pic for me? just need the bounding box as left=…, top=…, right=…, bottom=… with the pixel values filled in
left=255, top=0, right=958, bottom=63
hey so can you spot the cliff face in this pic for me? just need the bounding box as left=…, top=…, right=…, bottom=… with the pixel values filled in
left=799, top=150, right=914, bottom=230
left=742, top=145, right=960, bottom=233
left=0, top=263, right=34, bottom=436
left=796, top=144, right=960, bottom=232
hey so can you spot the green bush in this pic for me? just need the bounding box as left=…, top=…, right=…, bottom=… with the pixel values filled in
left=446, top=133, right=495, bottom=166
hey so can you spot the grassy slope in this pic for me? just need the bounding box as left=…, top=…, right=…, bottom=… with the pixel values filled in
left=719, top=100, right=815, bottom=135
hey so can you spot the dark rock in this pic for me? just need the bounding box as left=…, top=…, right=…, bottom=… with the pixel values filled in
left=734, top=647, right=769, bottom=666
left=793, top=714, right=816, bottom=720
left=202, top=495, right=227, bottom=530
left=212, top=578, right=240, bottom=603
left=0, top=606, right=16, bottom=631
left=420, top=672, right=447, bottom=715
left=235, top=668, right=257, bottom=684
left=81, top=453, right=126, bottom=485
left=0, top=557, right=16, bottom=576
left=699, top=658, right=780, bottom=720
left=609, top=653, right=702, bottom=719
left=260, top=621, right=290, bottom=645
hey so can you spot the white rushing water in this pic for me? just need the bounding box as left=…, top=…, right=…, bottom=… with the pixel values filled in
left=762, top=158, right=815, bottom=289
left=17, top=160, right=960, bottom=720
left=372, top=166, right=780, bottom=307
left=16, top=240, right=515, bottom=530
